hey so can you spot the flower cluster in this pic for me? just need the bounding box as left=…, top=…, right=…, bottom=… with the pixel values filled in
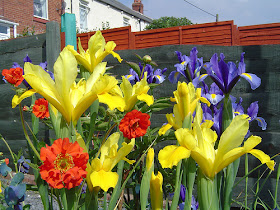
left=0, top=30, right=276, bottom=210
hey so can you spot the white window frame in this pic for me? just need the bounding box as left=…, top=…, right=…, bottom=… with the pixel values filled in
left=0, top=19, right=18, bottom=40
left=33, top=0, right=48, bottom=20
left=79, top=0, right=90, bottom=32
left=123, top=17, right=130, bottom=27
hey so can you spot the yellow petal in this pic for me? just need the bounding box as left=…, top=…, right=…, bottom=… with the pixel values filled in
left=12, top=89, right=36, bottom=108
left=158, top=123, right=172, bottom=136
left=109, top=138, right=135, bottom=171
left=243, top=135, right=261, bottom=151
left=175, top=128, right=197, bottom=150
left=67, top=45, right=91, bottom=72
left=158, top=145, right=191, bottom=169
left=23, top=63, right=69, bottom=121
left=216, top=115, right=249, bottom=160
left=146, top=148, right=154, bottom=171
left=54, top=48, right=77, bottom=116
left=86, top=163, right=94, bottom=192
left=249, top=149, right=275, bottom=170
left=150, top=172, right=163, bottom=210
left=137, top=93, right=154, bottom=106
left=98, top=92, right=125, bottom=111
left=76, top=131, right=87, bottom=153
left=90, top=170, right=119, bottom=192
left=214, top=147, right=245, bottom=177
left=191, top=148, right=214, bottom=178
left=88, top=31, right=105, bottom=69
left=100, top=132, right=120, bottom=163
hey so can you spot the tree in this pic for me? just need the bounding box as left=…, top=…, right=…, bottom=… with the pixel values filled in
left=145, top=16, right=193, bottom=30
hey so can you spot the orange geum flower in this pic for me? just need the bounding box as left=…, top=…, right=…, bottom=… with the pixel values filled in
left=119, top=110, right=150, bottom=139
left=32, top=98, right=50, bottom=119
left=39, top=138, right=89, bottom=189
left=2, top=67, right=24, bottom=87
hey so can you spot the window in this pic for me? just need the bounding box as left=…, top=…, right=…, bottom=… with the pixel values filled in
left=123, top=17, right=130, bottom=26
left=80, top=0, right=89, bottom=31
left=0, top=24, right=10, bottom=40
left=34, top=0, right=48, bottom=19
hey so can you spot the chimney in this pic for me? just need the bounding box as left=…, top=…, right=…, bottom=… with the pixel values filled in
left=132, top=0, right=143, bottom=14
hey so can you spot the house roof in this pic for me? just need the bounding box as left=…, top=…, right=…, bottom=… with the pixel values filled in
left=96, top=0, right=153, bottom=23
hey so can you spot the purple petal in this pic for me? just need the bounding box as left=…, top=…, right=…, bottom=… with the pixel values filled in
left=23, top=54, right=32, bottom=63
left=247, top=101, right=259, bottom=121
left=255, top=117, right=267, bottom=130
left=240, top=73, right=261, bottom=90
left=168, top=71, right=181, bottom=84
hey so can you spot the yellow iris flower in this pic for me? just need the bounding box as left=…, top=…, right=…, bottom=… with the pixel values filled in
left=67, top=31, right=122, bottom=73
left=86, top=132, right=135, bottom=192
left=159, top=106, right=274, bottom=179
left=150, top=171, right=163, bottom=210
left=108, top=73, right=154, bottom=112
left=21, top=47, right=124, bottom=124
left=12, top=89, right=36, bottom=108
left=159, top=81, right=210, bottom=135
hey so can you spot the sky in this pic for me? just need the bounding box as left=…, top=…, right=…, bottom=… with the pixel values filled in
left=118, top=0, right=280, bottom=27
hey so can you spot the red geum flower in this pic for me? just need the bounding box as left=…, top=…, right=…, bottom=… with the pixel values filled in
left=119, top=110, right=151, bottom=139
left=32, top=98, right=50, bottom=119
left=39, top=138, right=89, bottom=189
left=4, top=158, right=9, bottom=165
left=2, top=67, right=24, bottom=87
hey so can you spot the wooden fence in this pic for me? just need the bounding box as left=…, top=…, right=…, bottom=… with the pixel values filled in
left=68, top=21, right=280, bottom=51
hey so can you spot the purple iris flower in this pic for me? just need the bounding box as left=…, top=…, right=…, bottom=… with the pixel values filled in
left=178, top=184, right=199, bottom=210
left=202, top=103, right=223, bottom=137
left=125, top=69, right=139, bottom=85
left=125, top=63, right=167, bottom=84
left=168, top=48, right=203, bottom=86
left=199, top=52, right=261, bottom=94
left=17, top=156, right=30, bottom=174
left=203, top=83, right=224, bottom=106
left=232, top=97, right=267, bottom=130
left=9, top=55, right=52, bottom=89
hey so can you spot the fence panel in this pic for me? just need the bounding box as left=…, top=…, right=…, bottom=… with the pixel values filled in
left=239, top=23, right=280, bottom=45
left=77, top=26, right=131, bottom=51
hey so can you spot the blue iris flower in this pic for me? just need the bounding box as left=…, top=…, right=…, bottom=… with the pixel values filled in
left=125, top=69, right=139, bottom=85
left=17, top=156, right=31, bottom=174
left=232, top=97, right=267, bottom=131
left=178, top=184, right=199, bottom=210
left=125, top=63, right=167, bottom=84
left=198, top=52, right=261, bottom=94
left=11, top=55, right=53, bottom=89
left=168, top=47, right=203, bottom=86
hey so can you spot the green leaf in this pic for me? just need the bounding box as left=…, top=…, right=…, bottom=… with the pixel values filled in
left=10, top=173, right=24, bottom=186
left=140, top=165, right=154, bottom=209
left=125, top=61, right=141, bottom=76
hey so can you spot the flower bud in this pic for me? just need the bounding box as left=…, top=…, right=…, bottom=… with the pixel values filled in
left=146, top=148, right=154, bottom=171
left=143, top=55, right=152, bottom=63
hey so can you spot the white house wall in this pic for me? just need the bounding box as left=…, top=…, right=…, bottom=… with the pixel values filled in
left=64, top=0, right=151, bottom=32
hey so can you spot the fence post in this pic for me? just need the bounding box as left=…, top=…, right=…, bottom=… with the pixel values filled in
left=46, top=21, right=61, bottom=72
left=61, top=13, right=77, bottom=50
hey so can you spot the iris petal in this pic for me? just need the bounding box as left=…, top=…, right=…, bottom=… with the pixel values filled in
left=240, top=73, right=261, bottom=90
left=158, top=145, right=191, bottom=169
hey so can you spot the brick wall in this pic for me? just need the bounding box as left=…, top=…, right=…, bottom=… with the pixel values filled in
left=1, top=0, right=61, bottom=36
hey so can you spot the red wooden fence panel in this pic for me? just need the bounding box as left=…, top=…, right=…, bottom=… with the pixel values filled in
left=238, top=23, right=280, bottom=45
left=76, top=26, right=131, bottom=51
left=71, top=21, right=280, bottom=51
left=181, top=21, right=235, bottom=46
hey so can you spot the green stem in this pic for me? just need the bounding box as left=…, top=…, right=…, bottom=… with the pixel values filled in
left=170, top=161, right=183, bottom=210
left=274, top=163, right=280, bottom=209
left=95, top=122, right=117, bottom=158
left=19, top=103, right=41, bottom=161
left=245, top=153, right=248, bottom=209
left=140, top=63, right=146, bottom=79
left=1, top=136, right=17, bottom=172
